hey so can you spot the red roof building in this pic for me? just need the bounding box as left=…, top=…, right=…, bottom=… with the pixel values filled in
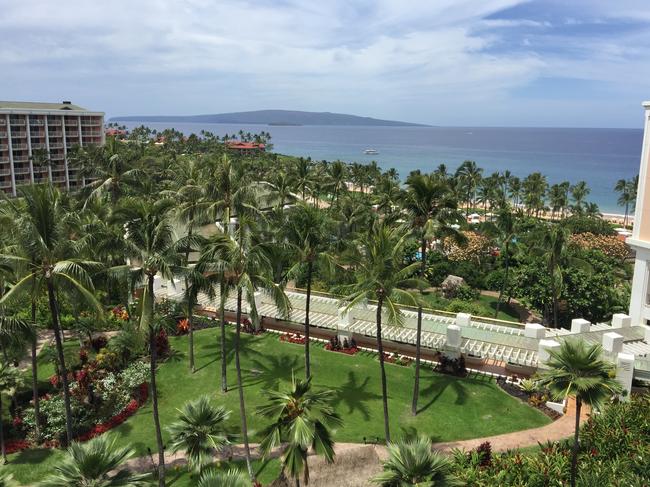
left=226, top=141, right=266, bottom=153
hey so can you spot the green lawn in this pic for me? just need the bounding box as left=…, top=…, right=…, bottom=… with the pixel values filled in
left=167, top=458, right=281, bottom=486
left=420, top=292, right=521, bottom=322
left=5, top=328, right=549, bottom=484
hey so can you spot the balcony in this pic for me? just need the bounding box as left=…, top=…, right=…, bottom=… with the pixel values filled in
left=13, top=166, right=31, bottom=175
left=80, top=120, right=101, bottom=126
left=31, top=143, right=46, bottom=150
left=0, top=180, right=12, bottom=188
left=11, top=132, right=27, bottom=138
left=29, top=120, right=45, bottom=126
left=66, top=131, right=80, bottom=138
left=47, top=120, right=62, bottom=126
left=9, top=119, right=26, bottom=126
left=0, top=120, right=5, bottom=126
left=0, top=168, right=10, bottom=176
left=48, top=131, right=63, bottom=137
left=50, top=153, right=65, bottom=160
left=12, top=143, right=28, bottom=150
left=52, top=176, right=67, bottom=183
left=13, top=156, right=29, bottom=163
left=0, top=144, right=7, bottom=151
left=49, top=143, right=64, bottom=149
left=0, top=132, right=6, bottom=139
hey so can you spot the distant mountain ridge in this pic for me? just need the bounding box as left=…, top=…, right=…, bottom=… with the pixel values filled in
left=110, top=109, right=428, bottom=127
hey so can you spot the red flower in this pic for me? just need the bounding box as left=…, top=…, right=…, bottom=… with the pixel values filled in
left=12, top=416, right=22, bottom=428
left=49, top=375, right=59, bottom=387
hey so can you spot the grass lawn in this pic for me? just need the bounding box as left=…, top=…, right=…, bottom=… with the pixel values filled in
left=167, top=458, right=281, bottom=486
left=420, top=292, right=521, bottom=323
left=5, top=328, right=549, bottom=484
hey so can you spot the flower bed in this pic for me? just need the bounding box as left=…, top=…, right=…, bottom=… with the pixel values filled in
left=324, top=336, right=359, bottom=355
left=7, top=382, right=149, bottom=454
left=382, top=352, right=412, bottom=366
left=279, top=333, right=306, bottom=345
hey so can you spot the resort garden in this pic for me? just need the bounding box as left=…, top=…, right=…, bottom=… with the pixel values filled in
left=0, top=128, right=645, bottom=486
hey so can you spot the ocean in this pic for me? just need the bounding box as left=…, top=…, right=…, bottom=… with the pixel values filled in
left=120, top=122, right=643, bottom=214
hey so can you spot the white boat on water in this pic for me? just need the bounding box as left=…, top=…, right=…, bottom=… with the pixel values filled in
left=364, top=148, right=379, bottom=154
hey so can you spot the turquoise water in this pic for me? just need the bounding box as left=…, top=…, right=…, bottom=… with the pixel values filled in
left=121, top=122, right=643, bottom=213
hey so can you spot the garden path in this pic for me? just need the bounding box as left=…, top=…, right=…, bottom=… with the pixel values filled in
left=122, top=398, right=587, bottom=474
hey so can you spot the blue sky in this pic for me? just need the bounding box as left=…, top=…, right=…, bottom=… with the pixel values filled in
left=1, top=0, right=649, bottom=127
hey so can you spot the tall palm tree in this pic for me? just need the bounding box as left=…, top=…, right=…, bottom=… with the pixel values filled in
left=0, top=185, right=102, bottom=445
left=196, top=469, right=249, bottom=487
left=198, top=216, right=290, bottom=480
left=0, top=363, right=23, bottom=464
left=292, top=157, right=313, bottom=202
left=39, top=434, right=151, bottom=487
left=570, top=181, right=590, bottom=214
left=341, top=222, right=422, bottom=442
left=113, top=196, right=178, bottom=486
left=328, top=160, right=348, bottom=207
left=372, top=436, right=459, bottom=486
left=615, top=177, right=637, bottom=226
left=533, top=224, right=590, bottom=327
left=205, top=154, right=257, bottom=392
left=537, top=340, right=622, bottom=487
left=482, top=208, right=518, bottom=318
left=284, top=204, right=331, bottom=379
left=455, top=160, right=482, bottom=211
left=522, top=172, right=548, bottom=217
left=507, top=176, right=522, bottom=208
left=258, top=375, right=342, bottom=486
left=167, top=396, right=230, bottom=474
left=403, top=173, right=462, bottom=415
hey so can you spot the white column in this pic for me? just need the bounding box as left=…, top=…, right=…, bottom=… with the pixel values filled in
left=253, top=291, right=263, bottom=330
left=602, top=332, right=623, bottom=354
left=445, top=324, right=462, bottom=351
left=455, top=312, right=471, bottom=327
left=611, top=313, right=631, bottom=328
left=538, top=339, right=561, bottom=366
left=524, top=323, right=546, bottom=339
left=337, top=306, right=352, bottom=343
left=44, top=116, right=52, bottom=181
left=570, top=318, right=590, bottom=333
left=615, top=353, right=635, bottom=401
left=6, top=114, right=16, bottom=196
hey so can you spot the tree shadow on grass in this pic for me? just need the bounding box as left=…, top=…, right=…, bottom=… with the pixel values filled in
left=417, top=373, right=468, bottom=414
left=331, top=370, right=381, bottom=421
left=9, top=447, right=54, bottom=465
left=247, top=353, right=303, bottom=390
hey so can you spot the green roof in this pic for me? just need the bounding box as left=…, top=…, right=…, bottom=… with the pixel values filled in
left=0, top=101, right=88, bottom=111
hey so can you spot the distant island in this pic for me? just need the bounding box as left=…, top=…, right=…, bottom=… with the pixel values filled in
left=110, top=109, right=428, bottom=127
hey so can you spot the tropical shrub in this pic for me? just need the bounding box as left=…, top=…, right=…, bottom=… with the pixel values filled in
left=444, top=231, right=490, bottom=262
left=570, top=232, right=628, bottom=260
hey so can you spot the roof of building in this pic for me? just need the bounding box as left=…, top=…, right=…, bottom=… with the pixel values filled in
left=0, top=101, right=88, bottom=111
left=226, top=141, right=265, bottom=150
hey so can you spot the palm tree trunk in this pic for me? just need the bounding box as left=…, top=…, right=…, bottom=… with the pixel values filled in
left=376, top=295, right=390, bottom=443
left=146, top=275, right=165, bottom=487
left=570, top=397, right=582, bottom=487
left=495, top=242, right=509, bottom=318
left=30, top=274, right=40, bottom=440
left=220, top=283, right=228, bottom=393
left=0, top=393, right=5, bottom=464
left=149, top=326, right=166, bottom=487
left=411, top=237, right=426, bottom=415
left=188, top=297, right=195, bottom=373
left=46, top=279, right=73, bottom=445
left=234, top=289, right=255, bottom=481
left=304, top=261, right=313, bottom=379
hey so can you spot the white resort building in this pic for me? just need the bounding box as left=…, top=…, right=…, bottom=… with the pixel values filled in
left=0, top=100, right=105, bottom=196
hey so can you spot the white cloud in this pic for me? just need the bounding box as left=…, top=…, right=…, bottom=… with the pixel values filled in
left=0, top=0, right=648, bottom=126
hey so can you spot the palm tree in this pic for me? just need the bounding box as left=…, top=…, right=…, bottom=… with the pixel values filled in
left=483, top=208, right=518, bottom=318
left=284, top=204, right=331, bottom=379
left=39, top=434, right=151, bottom=487
left=0, top=185, right=103, bottom=445
left=372, top=436, right=459, bottom=486
left=204, top=154, right=257, bottom=392
left=292, top=158, right=313, bottom=202
left=167, top=396, right=230, bottom=474
left=341, top=222, right=422, bottom=442
left=548, top=184, right=567, bottom=220
left=403, top=173, right=462, bottom=415
left=0, top=363, right=23, bottom=464
left=258, top=375, right=342, bottom=486
left=570, top=181, right=590, bottom=214
left=537, top=340, right=622, bottom=487
left=113, top=196, right=178, bottom=486
left=615, top=177, right=637, bottom=226
left=455, top=160, right=482, bottom=211
left=198, top=216, right=290, bottom=480
left=522, top=173, right=547, bottom=216
left=328, top=160, right=348, bottom=207
left=72, top=136, right=143, bottom=205
left=196, top=469, right=249, bottom=487
left=533, top=224, right=590, bottom=327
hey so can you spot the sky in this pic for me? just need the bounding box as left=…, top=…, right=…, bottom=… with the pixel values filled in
left=1, top=0, right=649, bottom=128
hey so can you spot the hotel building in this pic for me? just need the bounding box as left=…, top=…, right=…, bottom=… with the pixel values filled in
left=0, top=101, right=104, bottom=196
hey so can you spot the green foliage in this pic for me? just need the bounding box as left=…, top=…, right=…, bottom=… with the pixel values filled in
left=564, top=215, right=616, bottom=236
left=39, top=434, right=151, bottom=486
left=453, top=285, right=480, bottom=301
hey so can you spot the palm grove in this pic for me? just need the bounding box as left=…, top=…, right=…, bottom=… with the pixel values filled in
left=0, top=126, right=639, bottom=485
